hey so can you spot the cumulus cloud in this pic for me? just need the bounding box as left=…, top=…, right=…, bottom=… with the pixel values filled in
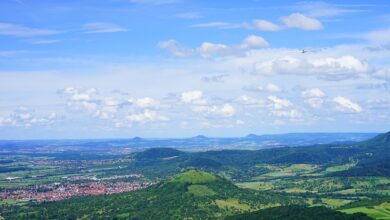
left=240, top=35, right=269, bottom=48
left=126, top=109, right=169, bottom=123
left=181, top=90, right=204, bottom=104
left=267, top=96, right=301, bottom=119
left=0, top=107, right=58, bottom=128
left=59, top=87, right=168, bottom=126
left=280, top=13, right=323, bottom=30
left=133, top=97, right=160, bottom=108
left=252, top=20, right=281, bottom=31
left=199, top=35, right=268, bottom=58
left=243, top=83, right=281, bottom=93
left=236, top=95, right=263, bottom=106
left=302, top=88, right=325, bottom=108
left=333, top=96, right=363, bottom=113
left=249, top=13, right=323, bottom=31
left=192, top=103, right=236, bottom=117
left=159, top=35, right=268, bottom=58
left=192, top=13, right=323, bottom=32
left=268, top=96, right=292, bottom=109
left=254, top=55, right=370, bottom=80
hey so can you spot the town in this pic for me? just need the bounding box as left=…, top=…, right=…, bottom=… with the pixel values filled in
left=1, top=180, right=154, bottom=202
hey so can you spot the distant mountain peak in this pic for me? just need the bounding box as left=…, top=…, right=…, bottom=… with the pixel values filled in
left=131, top=137, right=143, bottom=141
left=192, top=135, right=208, bottom=139
left=246, top=134, right=260, bottom=138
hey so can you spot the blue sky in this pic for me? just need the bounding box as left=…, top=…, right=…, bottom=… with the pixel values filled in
left=0, top=0, right=389, bottom=139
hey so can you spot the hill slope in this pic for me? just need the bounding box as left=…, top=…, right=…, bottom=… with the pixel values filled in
left=129, top=132, right=390, bottom=180
left=2, top=170, right=302, bottom=219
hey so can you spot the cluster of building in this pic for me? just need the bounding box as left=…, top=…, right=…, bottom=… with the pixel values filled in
left=65, top=174, right=143, bottom=181
left=0, top=181, right=154, bottom=202
left=32, top=158, right=132, bottom=167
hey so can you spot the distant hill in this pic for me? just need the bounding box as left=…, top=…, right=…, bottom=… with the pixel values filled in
left=3, top=170, right=303, bottom=219
left=333, top=131, right=390, bottom=177
left=125, top=132, right=390, bottom=180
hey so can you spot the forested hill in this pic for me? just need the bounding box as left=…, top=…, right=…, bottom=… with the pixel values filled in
left=129, top=131, right=390, bottom=179
left=1, top=170, right=303, bottom=219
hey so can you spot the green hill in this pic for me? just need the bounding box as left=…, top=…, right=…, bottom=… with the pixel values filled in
left=2, top=170, right=302, bottom=220
left=127, top=132, right=390, bottom=180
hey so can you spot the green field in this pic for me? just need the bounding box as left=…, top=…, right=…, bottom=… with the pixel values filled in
left=340, top=202, right=390, bottom=220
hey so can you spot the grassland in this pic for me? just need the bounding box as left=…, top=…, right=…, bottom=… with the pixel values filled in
left=340, top=202, right=390, bottom=220
left=236, top=162, right=390, bottom=211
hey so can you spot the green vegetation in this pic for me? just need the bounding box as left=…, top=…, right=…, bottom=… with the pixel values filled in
left=0, top=170, right=303, bottom=219
left=0, top=132, right=389, bottom=219
left=171, top=169, right=217, bottom=184
left=225, top=205, right=373, bottom=220
left=339, top=198, right=390, bottom=220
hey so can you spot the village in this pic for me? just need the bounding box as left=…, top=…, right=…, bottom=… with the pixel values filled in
left=0, top=180, right=154, bottom=202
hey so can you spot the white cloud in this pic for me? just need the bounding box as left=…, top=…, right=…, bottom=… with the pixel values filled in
left=236, top=119, right=245, bottom=125
left=242, top=83, right=281, bottom=93
left=252, top=19, right=281, bottom=31
left=249, top=13, right=323, bottom=32
left=302, top=88, right=326, bottom=108
left=157, top=40, right=194, bottom=57
left=236, top=95, right=263, bottom=106
left=265, top=83, right=281, bottom=92
left=126, top=109, right=169, bottom=123
left=160, top=35, right=269, bottom=58
left=272, top=109, right=301, bottom=118
left=0, top=107, right=58, bottom=128
left=220, top=104, right=236, bottom=117
left=82, top=22, right=127, bottom=33
left=199, top=42, right=231, bottom=58
left=192, top=13, right=323, bottom=32
left=0, top=22, right=61, bottom=37
left=254, top=55, right=370, bottom=80
left=240, top=35, right=269, bottom=49
left=134, top=97, right=160, bottom=108
left=192, top=103, right=236, bottom=117
left=280, top=13, right=323, bottom=31
left=302, top=88, right=325, bottom=98
left=60, top=87, right=97, bottom=102
left=333, top=96, right=363, bottom=113
left=268, top=96, right=292, bottom=109
left=181, top=90, right=204, bottom=104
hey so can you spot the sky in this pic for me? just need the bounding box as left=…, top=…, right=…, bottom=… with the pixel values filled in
left=0, top=0, right=390, bottom=139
